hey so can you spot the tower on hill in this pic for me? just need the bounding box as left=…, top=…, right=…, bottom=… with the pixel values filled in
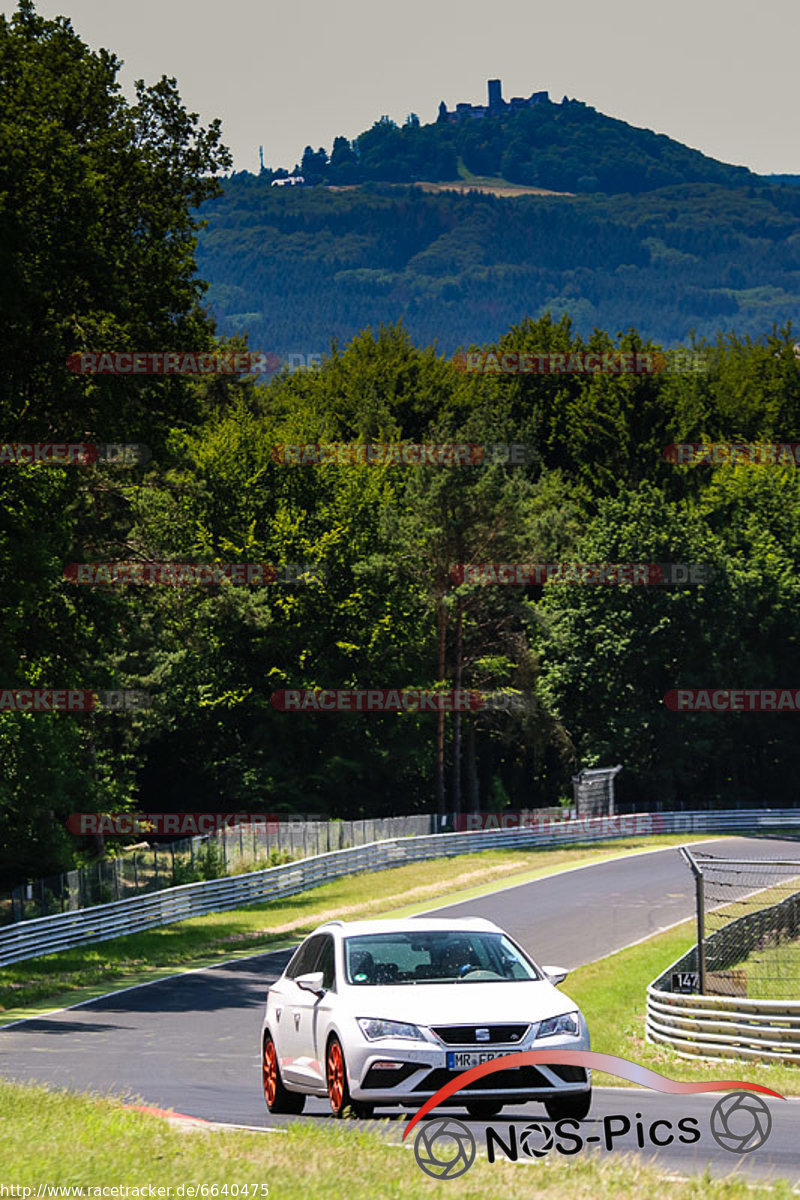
left=438, top=80, right=549, bottom=123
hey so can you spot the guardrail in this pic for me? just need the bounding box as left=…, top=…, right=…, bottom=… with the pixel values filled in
left=647, top=849, right=800, bottom=1065
left=2, top=808, right=798, bottom=969
left=2, top=813, right=438, bottom=925
left=647, top=946, right=800, bottom=1064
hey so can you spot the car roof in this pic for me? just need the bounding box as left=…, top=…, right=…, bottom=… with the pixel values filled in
left=314, top=917, right=502, bottom=937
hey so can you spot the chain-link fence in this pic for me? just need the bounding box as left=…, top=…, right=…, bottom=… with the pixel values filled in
left=684, top=849, right=800, bottom=999
left=1, top=814, right=434, bottom=925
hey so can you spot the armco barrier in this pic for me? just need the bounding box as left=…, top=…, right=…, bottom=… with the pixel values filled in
left=647, top=865, right=800, bottom=1065
left=647, top=946, right=800, bottom=1064
left=1, top=809, right=798, bottom=968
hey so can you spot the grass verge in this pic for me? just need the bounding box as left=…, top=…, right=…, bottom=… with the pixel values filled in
left=0, top=834, right=706, bottom=1021
left=0, top=1079, right=794, bottom=1198
left=567, top=920, right=800, bottom=1096
left=729, top=937, right=800, bottom=1000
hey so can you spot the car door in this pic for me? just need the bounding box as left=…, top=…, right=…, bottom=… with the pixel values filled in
left=288, top=933, right=337, bottom=1090
left=278, top=935, right=324, bottom=1087
left=307, top=934, right=337, bottom=1087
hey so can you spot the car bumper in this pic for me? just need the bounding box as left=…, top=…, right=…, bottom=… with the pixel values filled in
left=347, top=1036, right=591, bottom=1104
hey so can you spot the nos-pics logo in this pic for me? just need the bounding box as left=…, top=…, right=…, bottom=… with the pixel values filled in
left=405, top=1051, right=781, bottom=1180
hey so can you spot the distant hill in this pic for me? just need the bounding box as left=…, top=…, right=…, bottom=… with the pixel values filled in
left=196, top=174, right=800, bottom=355
left=197, top=84, right=800, bottom=355
left=266, top=82, right=756, bottom=196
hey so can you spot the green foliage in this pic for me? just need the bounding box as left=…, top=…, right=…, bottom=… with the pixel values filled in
left=3, top=2, right=800, bottom=891
left=196, top=176, right=800, bottom=352
left=0, top=0, right=230, bottom=887
left=196, top=839, right=225, bottom=881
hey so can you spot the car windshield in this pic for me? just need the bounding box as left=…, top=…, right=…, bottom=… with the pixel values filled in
left=343, top=930, right=542, bottom=985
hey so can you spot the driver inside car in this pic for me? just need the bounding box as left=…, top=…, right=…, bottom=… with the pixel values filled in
left=436, top=937, right=476, bottom=978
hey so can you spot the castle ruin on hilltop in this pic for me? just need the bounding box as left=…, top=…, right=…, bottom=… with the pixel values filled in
left=438, top=79, right=550, bottom=123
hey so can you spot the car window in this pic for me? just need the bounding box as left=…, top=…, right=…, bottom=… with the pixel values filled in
left=344, top=931, right=541, bottom=984
left=315, top=935, right=336, bottom=991
left=285, top=935, right=323, bottom=980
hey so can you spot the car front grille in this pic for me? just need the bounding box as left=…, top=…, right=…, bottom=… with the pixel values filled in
left=430, top=1023, right=530, bottom=1046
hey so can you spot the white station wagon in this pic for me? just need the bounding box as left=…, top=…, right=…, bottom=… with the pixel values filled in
left=262, top=916, right=592, bottom=1119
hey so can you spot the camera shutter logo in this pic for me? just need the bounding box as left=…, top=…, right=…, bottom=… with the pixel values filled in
left=414, top=1117, right=476, bottom=1179
left=520, top=1121, right=555, bottom=1158
left=710, top=1092, right=772, bottom=1153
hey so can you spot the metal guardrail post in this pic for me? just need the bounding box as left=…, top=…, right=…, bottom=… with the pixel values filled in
left=680, top=847, right=706, bottom=993
left=696, top=869, right=707, bottom=994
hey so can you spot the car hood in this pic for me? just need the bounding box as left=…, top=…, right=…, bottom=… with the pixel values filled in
left=343, top=979, right=578, bottom=1026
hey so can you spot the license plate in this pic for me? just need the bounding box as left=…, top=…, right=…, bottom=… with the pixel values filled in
left=447, top=1050, right=516, bottom=1070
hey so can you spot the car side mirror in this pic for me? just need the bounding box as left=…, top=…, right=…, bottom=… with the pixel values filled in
left=541, top=965, right=568, bottom=986
left=296, top=971, right=325, bottom=995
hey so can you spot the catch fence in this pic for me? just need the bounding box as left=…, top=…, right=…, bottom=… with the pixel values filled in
left=1, top=808, right=798, bottom=968
left=647, top=846, right=800, bottom=1063
left=684, top=849, right=800, bottom=999
left=0, top=815, right=433, bottom=926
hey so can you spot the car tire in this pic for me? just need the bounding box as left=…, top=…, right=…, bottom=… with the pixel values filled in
left=263, top=1033, right=306, bottom=1114
left=326, top=1035, right=373, bottom=1119
left=465, top=1100, right=504, bottom=1119
left=544, top=1088, right=592, bottom=1122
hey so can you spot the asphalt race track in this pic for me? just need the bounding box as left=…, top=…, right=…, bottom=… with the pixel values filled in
left=2, top=836, right=799, bottom=1184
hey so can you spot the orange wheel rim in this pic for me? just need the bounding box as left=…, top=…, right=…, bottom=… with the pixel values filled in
left=264, top=1040, right=277, bottom=1106
left=327, top=1042, right=344, bottom=1109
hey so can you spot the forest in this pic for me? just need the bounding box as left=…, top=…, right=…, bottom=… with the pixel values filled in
left=198, top=175, right=800, bottom=352
left=2, top=1, right=800, bottom=889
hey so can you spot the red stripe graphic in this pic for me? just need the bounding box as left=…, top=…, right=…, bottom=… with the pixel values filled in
left=401, top=1049, right=784, bottom=1140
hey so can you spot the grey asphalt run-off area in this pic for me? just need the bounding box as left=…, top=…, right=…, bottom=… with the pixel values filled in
left=2, top=836, right=799, bottom=1185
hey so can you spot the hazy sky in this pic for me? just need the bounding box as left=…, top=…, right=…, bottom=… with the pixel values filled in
left=17, top=0, right=800, bottom=175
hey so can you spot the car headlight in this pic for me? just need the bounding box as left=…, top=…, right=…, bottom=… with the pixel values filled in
left=536, top=1011, right=580, bottom=1039
left=357, top=1017, right=426, bottom=1042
